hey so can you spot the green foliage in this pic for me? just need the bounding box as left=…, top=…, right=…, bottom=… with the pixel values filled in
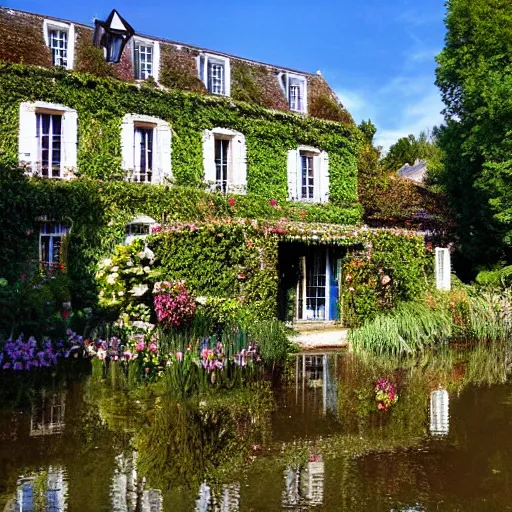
left=159, top=46, right=206, bottom=93
left=435, top=0, right=512, bottom=266
left=341, top=232, right=431, bottom=326
left=0, top=62, right=360, bottom=210
left=96, top=238, right=158, bottom=324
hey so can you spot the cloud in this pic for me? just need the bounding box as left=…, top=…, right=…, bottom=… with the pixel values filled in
left=375, top=91, right=444, bottom=152
left=335, top=88, right=376, bottom=123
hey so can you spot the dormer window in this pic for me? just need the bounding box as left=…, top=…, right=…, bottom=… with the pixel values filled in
left=198, top=54, right=231, bottom=96
left=43, top=20, right=75, bottom=70
left=125, top=215, right=158, bottom=244
left=280, top=73, right=307, bottom=113
left=133, top=39, right=160, bottom=80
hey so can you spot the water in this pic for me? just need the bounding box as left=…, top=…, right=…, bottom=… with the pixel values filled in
left=1, top=343, right=512, bottom=511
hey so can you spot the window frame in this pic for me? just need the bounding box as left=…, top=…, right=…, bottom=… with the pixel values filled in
left=43, top=19, right=75, bottom=70
left=124, top=215, right=159, bottom=245
left=197, top=53, right=231, bottom=97
left=120, top=114, right=172, bottom=184
left=202, top=127, right=246, bottom=194
left=133, top=37, right=160, bottom=81
left=287, top=146, right=329, bottom=203
left=19, top=101, right=78, bottom=179
left=39, top=222, right=68, bottom=272
left=279, top=72, right=308, bottom=114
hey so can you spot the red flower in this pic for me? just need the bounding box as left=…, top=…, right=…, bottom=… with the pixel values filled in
left=61, top=310, right=70, bottom=320
left=270, top=199, right=278, bottom=207
left=228, top=197, right=236, bottom=208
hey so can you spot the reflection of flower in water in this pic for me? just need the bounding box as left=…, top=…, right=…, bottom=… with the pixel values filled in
left=375, top=378, right=398, bottom=410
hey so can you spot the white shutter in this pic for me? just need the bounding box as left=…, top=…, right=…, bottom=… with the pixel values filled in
left=287, top=149, right=299, bottom=201
left=318, top=151, right=329, bottom=203
left=18, top=105, right=37, bottom=172
left=435, top=247, right=451, bottom=291
left=121, top=117, right=135, bottom=174
left=156, top=123, right=172, bottom=183
left=61, top=109, right=78, bottom=177
left=231, top=133, right=247, bottom=194
left=430, top=389, right=449, bottom=436
left=202, top=129, right=216, bottom=188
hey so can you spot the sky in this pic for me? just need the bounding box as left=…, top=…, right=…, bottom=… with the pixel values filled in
left=7, top=0, right=447, bottom=151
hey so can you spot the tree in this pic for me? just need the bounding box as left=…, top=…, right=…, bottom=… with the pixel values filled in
left=435, top=0, right=512, bottom=267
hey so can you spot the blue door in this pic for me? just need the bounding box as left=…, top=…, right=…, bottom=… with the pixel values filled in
left=328, top=254, right=340, bottom=321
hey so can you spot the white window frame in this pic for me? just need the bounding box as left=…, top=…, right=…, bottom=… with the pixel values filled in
left=19, top=101, right=78, bottom=179
left=39, top=222, right=68, bottom=272
left=125, top=215, right=159, bottom=245
left=197, top=53, right=231, bottom=96
left=121, top=114, right=172, bottom=184
left=43, top=19, right=75, bottom=70
left=133, top=37, right=160, bottom=81
left=279, top=72, right=308, bottom=114
left=202, top=128, right=246, bottom=194
left=286, top=146, right=329, bottom=203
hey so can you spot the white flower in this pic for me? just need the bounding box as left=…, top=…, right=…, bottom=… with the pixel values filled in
left=126, top=259, right=133, bottom=267
left=118, top=291, right=124, bottom=296
left=130, top=284, right=149, bottom=297
left=143, top=266, right=151, bottom=273
left=106, top=275, right=117, bottom=285
left=111, top=266, right=119, bottom=272
left=101, top=258, right=113, bottom=267
left=196, top=296, right=207, bottom=305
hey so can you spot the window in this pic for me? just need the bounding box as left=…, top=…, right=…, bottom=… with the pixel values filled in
left=133, top=39, right=160, bottom=81
left=121, top=114, right=171, bottom=184
left=39, top=222, right=68, bottom=272
left=287, top=147, right=329, bottom=202
left=197, top=54, right=231, bottom=96
left=124, top=215, right=158, bottom=244
left=202, top=128, right=246, bottom=194
left=279, top=73, right=307, bottom=113
left=134, top=126, right=153, bottom=183
left=43, top=20, right=74, bottom=70
left=19, top=102, right=78, bottom=178
left=300, top=152, right=315, bottom=200
left=215, top=137, right=230, bottom=193
left=36, top=112, right=62, bottom=178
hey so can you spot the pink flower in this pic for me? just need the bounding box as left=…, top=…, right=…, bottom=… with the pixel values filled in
left=149, top=343, right=157, bottom=353
left=201, top=348, right=208, bottom=359
left=228, top=197, right=236, bottom=208
left=136, top=341, right=145, bottom=352
left=176, top=351, right=183, bottom=361
left=270, top=199, right=278, bottom=207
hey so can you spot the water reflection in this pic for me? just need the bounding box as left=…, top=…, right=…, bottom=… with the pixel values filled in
left=30, top=392, right=66, bottom=437
left=282, top=455, right=325, bottom=509
left=294, top=353, right=338, bottom=416
left=7, top=467, right=68, bottom=512
left=4, top=343, right=512, bottom=511
left=195, top=482, right=240, bottom=512
left=429, top=389, right=449, bottom=436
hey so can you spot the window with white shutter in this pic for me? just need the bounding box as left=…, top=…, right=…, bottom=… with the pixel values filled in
left=133, top=39, right=160, bottom=81
left=202, top=128, right=246, bottom=193
left=279, top=73, right=308, bottom=113
left=121, top=114, right=171, bottom=184
left=287, top=146, right=327, bottom=202
left=43, top=20, right=75, bottom=70
left=19, top=101, right=78, bottom=179
left=435, top=248, right=451, bottom=290
left=197, top=54, right=231, bottom=96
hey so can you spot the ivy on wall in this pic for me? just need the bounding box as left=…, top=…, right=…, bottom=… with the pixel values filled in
left=341, top=231, right=432, bottom=326
left=159, top=45, right=206, bottom=93
left=0, top=63, right=361, bottom=209
left=0, top=8, right=354, bottom=124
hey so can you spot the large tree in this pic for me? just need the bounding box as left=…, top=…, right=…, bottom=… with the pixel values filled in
left=436, top=0, right=512, bottom=267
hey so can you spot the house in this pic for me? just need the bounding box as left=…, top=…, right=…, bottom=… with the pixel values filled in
left=0, top=7, right=428, bottom=326
left=397, top=159, right=427, bottom=184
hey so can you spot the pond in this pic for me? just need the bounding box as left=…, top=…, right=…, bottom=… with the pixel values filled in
left=1, top=343, right=512, bottom=511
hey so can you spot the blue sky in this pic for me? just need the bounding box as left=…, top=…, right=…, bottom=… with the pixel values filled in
left=8, top=0, right=446, bottom=151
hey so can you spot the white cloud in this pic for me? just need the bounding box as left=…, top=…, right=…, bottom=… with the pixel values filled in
left=335, top=88, right=376, bottom=123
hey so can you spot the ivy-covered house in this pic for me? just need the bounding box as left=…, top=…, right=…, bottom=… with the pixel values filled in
left=0, top=7, right=429, bottom=327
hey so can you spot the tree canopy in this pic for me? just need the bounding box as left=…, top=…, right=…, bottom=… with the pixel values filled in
left=436, top=0, right=512, bottom=267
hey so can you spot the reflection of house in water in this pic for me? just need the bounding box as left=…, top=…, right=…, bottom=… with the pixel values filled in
left=430, top=389, right=449, bottom=436
left=110, top=452, right=162, bottom=512
left=195, top=481, right=240, bottom=512
left=30, top=392, right=66, bottom=437
left=295, top=353, right=338, bottom=416
left=282, top=456, right=325, bottom=508
left=12, top=467, right=68, bottom=511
